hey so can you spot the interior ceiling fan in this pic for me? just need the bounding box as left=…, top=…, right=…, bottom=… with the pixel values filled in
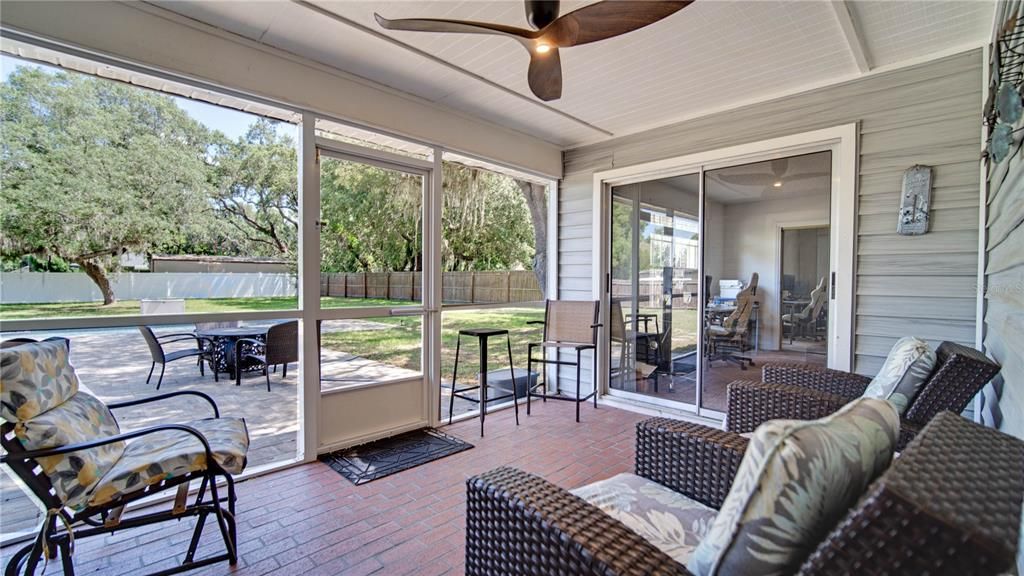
left=375, top=0, right=693, bottom=101
left=715, top=158, right=830, bottom=190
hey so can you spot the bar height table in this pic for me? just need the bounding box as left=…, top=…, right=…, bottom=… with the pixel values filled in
left=448, top=328, right=520, bottom=436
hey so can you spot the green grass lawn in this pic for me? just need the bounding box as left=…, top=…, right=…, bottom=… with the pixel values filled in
left=319, top=306, right=546, bottom=386
left=0, top=295, right=546, bottom=387
left=1, top=298, right=697, bottom=391
left=0, top=296, right=410, bottom=320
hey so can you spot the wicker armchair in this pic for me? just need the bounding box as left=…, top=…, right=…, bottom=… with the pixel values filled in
left=466, top=412, right=1023, bottom=576
left=726, top=341, right=1000, bottom=450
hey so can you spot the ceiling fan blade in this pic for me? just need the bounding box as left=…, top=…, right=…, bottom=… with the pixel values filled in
left=545, top=1, right=692, bottom=47
left=771, top=158, right=789, bottom=178
left=716, top=173, right=774, bottom=186
left=374, top=13, right=537, bottom=40
left=528, top=46, right=562, bottom=101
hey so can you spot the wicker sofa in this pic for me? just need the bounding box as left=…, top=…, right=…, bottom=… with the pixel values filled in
left=465, top=411, right=1024, bottom=576
left=725, top=341, right=999, bottom=450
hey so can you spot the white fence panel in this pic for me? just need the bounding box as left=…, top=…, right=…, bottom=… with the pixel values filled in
left=0, top=272, right=297, bottom=304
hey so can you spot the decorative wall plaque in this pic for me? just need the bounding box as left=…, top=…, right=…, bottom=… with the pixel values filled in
left=898, top=165, right=932, bottom=235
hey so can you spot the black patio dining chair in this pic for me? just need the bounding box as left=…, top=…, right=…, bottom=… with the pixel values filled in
left=138, top=326, right=217, bottom=389
left=234, top=320, right=298, bottom=391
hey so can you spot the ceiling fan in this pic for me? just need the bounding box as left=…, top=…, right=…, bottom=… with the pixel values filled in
left=375, top=1, right=693, bottom=101
left=715, top=158, right=830, bottom=189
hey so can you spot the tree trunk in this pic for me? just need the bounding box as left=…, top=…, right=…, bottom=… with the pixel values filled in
left=517, top=180, right=548, bottom=299
left=75, top=258, right=117, bottom=305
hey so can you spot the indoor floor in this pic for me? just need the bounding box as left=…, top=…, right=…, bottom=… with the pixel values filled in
left=622, top=344, right=827, bottom=411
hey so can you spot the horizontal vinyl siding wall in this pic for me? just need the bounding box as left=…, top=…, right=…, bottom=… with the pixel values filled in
left=560, top=51, right=982, bottom=382
left=982, top=0, right=1024, bottom=442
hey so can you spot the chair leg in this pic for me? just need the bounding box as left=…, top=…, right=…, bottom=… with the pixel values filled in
left=506, top=336, right=519, bottom=426
left=448, top=336, right=461, bottom=425
left=593, top=349, right=598, bottom=409
left=575, top=349, right=582, bottom=423
left=526, top=351, right=532, bottom=416
left=265, top=368, right=271, bottom=392
left=199, top=355, right=205, bottom=377
left=156, top=364, right=166, bottom=390
left=208, top=478, right=237, bottom=565
left=184, top=510, right=208, bottom=564
left=146, top=362, right=155, bottom=384
left=282, top=363, right=287, bottom=378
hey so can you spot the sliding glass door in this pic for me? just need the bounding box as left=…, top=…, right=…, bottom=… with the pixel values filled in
left=605, top=150, right=836, bottom=418
left=608, top=174, right=701, bottom=408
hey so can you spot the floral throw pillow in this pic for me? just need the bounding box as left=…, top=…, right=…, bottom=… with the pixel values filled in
left=688, top=397, right=900, bottom=576
left=862, top=336, right=936, bottom=415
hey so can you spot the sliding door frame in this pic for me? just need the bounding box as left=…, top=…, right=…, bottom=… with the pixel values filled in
left=592, top=124, right=858, bottom=418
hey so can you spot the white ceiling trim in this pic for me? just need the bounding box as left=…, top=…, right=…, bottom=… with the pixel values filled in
left=830, top=0, right=872, bottom=73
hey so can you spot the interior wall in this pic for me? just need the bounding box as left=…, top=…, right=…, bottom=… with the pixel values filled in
left=719, top=194, right=830, bottom=350
left=0, top=0, right=562, bottom=178
left=561, top=49, right=982, bottom=380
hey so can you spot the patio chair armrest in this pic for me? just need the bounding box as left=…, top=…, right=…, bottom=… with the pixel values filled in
left=234, top=337, right=264, bottom=357
left=1, top=424, right=214, bottom=465
left=157, top=332, right=202, bottom=342
left=725, top=380, right=850, bottom=434
left=466, top=466, right=687, bottom=576
left=526, top=320, right=546, bottom=325
left=896, top=421, right=922, bottom=453
left=574, top=343, right=596, bottom=351
left=761, top=363, right=871, bottom=397
left=635, top=418, right=748, bottom=509
left=107, top=391, right=220, bottom=418
left=590, top=322, right=603, bottom=328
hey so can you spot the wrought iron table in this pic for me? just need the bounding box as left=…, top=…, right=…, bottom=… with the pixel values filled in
left=196, top=325, right=270, bottom=379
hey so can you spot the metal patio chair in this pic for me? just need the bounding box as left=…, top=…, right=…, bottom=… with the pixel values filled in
left=526, top=300, right=602, bottom=422
left=0, top=338, right=249, bottom=576
left=138, top=326, right=216, bottom=389
left=234, top=320, right=298, bottom=391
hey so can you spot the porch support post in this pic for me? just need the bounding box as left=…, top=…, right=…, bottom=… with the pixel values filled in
left=298, top=112, right=321, bottom=462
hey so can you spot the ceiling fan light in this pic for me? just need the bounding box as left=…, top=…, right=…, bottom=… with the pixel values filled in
left=535, top=42, right=552, bottom=54
left=773, top=181, right=783, bottom=188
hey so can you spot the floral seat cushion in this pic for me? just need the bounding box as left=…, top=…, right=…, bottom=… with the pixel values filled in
left=87, top=416, right=249, bottom=508
left=571, top=472, right=717, bottom=566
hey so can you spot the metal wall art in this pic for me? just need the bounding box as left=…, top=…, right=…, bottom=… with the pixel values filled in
left=986, top=12, right=1024, bottom=164
left=898, top=165, right=931, bottom=236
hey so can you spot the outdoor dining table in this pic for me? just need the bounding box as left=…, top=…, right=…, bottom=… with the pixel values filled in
left=196, top=325, right=270, bottom=379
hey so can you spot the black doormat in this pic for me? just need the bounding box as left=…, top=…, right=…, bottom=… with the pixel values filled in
left=319, top=428, right=473, bottom=485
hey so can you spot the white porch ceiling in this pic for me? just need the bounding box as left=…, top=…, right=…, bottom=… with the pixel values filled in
left=149, top=0, right=994, bottom=149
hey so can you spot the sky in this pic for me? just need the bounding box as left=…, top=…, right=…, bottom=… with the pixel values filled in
left=1, top=55, right=295, bottom=142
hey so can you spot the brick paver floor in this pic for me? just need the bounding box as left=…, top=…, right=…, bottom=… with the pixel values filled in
left=1, top=399, right=649, bottom=576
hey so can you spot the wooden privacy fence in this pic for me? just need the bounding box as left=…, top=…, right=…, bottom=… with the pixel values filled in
left=320, top=271, right=543, bottom=304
